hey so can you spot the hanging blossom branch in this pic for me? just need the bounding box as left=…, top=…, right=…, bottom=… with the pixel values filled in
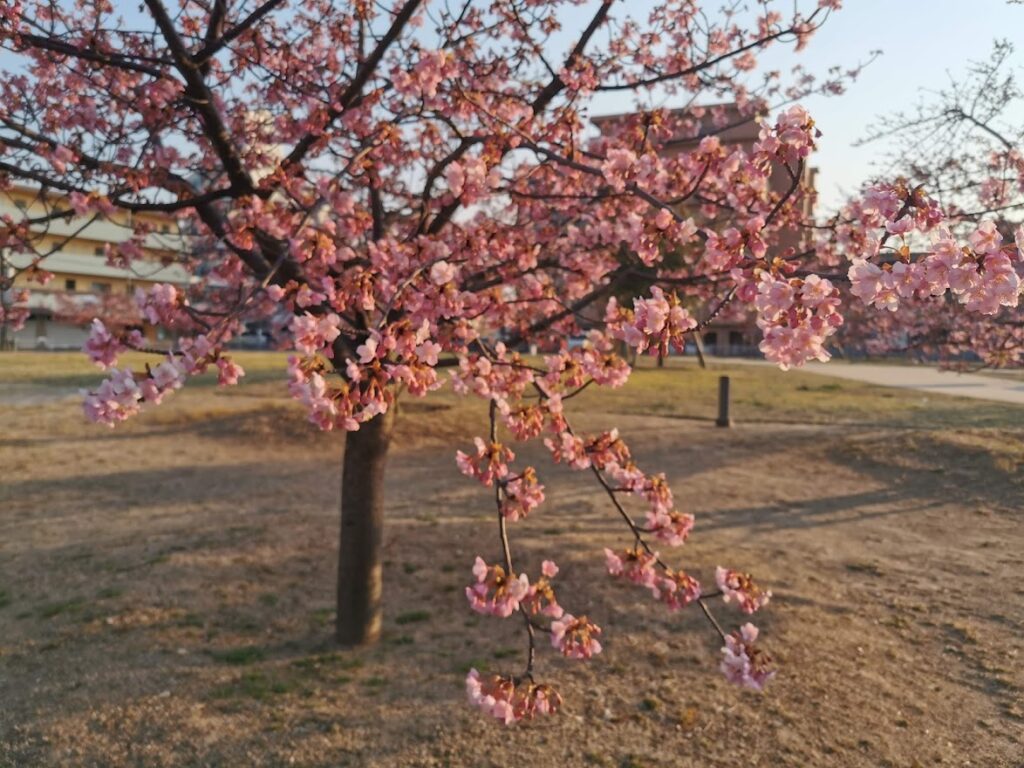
left=453, top=335, right=773, bottom=723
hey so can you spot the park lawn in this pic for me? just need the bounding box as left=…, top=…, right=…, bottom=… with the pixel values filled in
left=575, top=357, right=1024, bottom=430
left=0, top=349, right=292, bottom=388
left=3, top=349, right=1022, bottom=431
left=1, top=351, right=1023, bottom=767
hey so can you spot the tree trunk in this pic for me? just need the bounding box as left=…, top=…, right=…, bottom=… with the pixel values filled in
left=335, top=407, right=396, bottom=646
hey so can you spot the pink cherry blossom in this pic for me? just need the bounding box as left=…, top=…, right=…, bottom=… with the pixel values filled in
left=456, top=438, right=514, bottom=486
left=14, top=0, right=1013, bottom=726
left=721, top=623, right=776, bottom=691
left=501, top=467, right=545, bottom=522
left=466, top=557, right=529, bottom=618
left=604, top=546, right=659, bottom=589
left=645, top=509, right=695, bottom=547
left=550, top=614, right=603, bottom=659
left=652, top=569, right=702, bottom=611
left=216, top=357, right=245, bottom=387
left=521, top=561, right=563, bottom=619
left=291, top=313, right=343, bottom=356
left=465, top=669, right=561, bottom=724
left=83, top=319, right=126, bottom=369
left=716, top=566, right=772, bottom=614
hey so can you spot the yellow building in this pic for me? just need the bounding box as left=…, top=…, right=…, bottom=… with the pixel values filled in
left=0, top=186, right=191, bottom=349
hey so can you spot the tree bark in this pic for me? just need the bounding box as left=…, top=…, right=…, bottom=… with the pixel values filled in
left=335, top=407, right=396, bottom=646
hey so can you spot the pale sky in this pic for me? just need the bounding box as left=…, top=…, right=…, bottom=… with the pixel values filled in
left=583, top=0, right=1024, bottom=211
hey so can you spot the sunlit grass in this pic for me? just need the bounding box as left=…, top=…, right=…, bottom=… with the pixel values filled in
left=3, top=350, right=1023, bottom=433
left=0, top=350, right=290, bottom=388
left=571, top=357, right=1024, bottom=430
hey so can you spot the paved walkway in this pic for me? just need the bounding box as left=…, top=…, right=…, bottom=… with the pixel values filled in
left=799, top=362, right=1024, bottom=405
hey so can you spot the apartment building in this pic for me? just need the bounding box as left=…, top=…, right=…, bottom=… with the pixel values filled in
left=0, top=186, right=191, bottom=349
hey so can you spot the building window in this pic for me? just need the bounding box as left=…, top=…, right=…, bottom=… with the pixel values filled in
left=14, top=200, right=26, bottom=210
left=91, top=282, right=111, bottom=294
left=65, top=279, right=77, bottom=292
left=160, top=224, right=170, bottom=234
left=94, top=246, right=104, bottom=256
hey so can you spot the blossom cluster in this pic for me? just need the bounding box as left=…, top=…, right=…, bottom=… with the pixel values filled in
left=84, top=319, right=141, bottom=369
left=83, top=340, right=244, bottom=425
left=550, top=614, right=603, bottom=659
left=606, top=287, right=697, bottom=357
left=465, top=669, right=561, bottom=725
left=455, top=438, right=515, bottom=487
left=501, top=467, right=545, bottom=522
left=755, top=272, right=843, bottom=369
left=847, top=219, right=1023, bottom=316
left=720, top=623, right=776, bottom=691
left=836, top=184, right=1022, bottom=319
left=605, top=547, right=704, bottom=611
left=715, top=567, right=772, bottom=614
left=465, top=557, right=529, bottom=618
left=82, top=360, right=185, bottom=425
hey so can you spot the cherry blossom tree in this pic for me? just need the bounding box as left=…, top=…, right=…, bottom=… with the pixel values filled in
left=833, top=40, right=1024, bottom=367
left=1, top=0, right=1020, bottom=724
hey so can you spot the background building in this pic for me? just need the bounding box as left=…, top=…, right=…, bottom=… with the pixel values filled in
left=0, top=186, right=190, bottom=349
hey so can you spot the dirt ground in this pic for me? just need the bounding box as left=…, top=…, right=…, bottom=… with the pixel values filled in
left=1, top=357, right=1023, bottom=767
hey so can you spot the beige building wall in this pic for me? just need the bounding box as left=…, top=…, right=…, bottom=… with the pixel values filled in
left=0, top=186, right=191, bottom=349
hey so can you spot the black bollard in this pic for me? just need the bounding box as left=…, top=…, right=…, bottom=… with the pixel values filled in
left=716, top=375, right=733, bottom=428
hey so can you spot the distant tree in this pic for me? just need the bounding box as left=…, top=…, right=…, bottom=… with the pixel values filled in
left=0, top=0, right=1019, bottom=722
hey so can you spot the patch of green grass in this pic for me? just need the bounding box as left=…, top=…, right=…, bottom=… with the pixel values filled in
left=309, top=607, right=333, bottom=627
left=210, top=646, right=266, bottom=665
left=395, top=610, right=431, bottom=625
left=258, top=593, right=279, bottom=607
left=291, top=653, right=364, bottom=672
left=390, top=634, right=415, bottom=646
left=492, top=647, right=519, bottom=660
left=362, top=676, right=388, bottom=688
left=210, top=671, right=294, bottom=701
left=402, top=563, right=419, bottom=575
left=639, top=697, right=660, bottom=712
left=0, top=589, right=10, bottom=609
left=38, top=597, right=86, bottom=619
left=95, top=586, right=123, bottom=600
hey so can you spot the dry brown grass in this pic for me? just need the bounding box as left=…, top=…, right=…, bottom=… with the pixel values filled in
left=2, top=353, right=1023, bottom=767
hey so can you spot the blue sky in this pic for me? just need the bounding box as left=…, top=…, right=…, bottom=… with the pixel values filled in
left=5, top=1, right=1022, bottom=212
left=581, top=0, right=1024, bottom=210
